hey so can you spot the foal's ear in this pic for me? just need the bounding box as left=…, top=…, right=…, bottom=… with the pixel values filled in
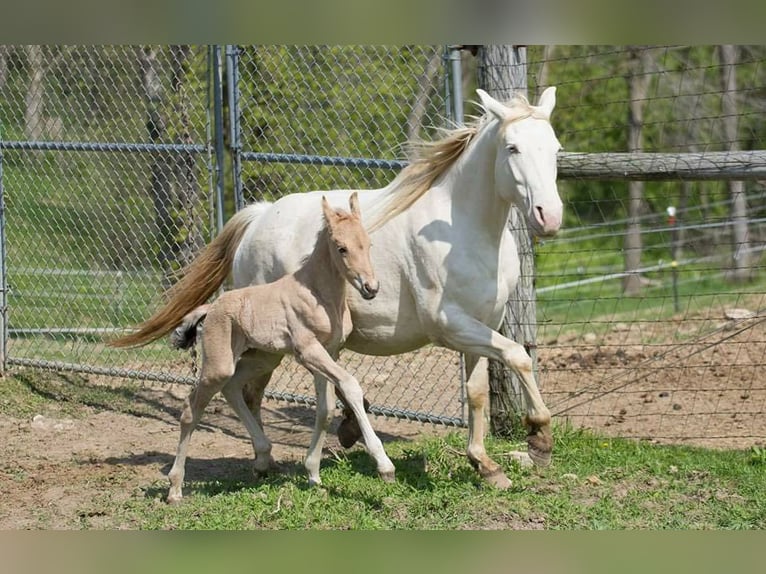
left=321, top=196, right=337, bottom=224
left=348, top=191, right=361, bottom=219
left=477, top=88, right=509, bottom=122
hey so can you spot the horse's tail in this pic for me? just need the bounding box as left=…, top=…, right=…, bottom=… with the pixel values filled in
left=109, top=205, right=263, bottom=348
left=169, top=304, right=211, bottom=350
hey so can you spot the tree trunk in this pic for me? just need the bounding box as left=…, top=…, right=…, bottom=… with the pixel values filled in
left=138, top=46, right=203, bottom=289
left=169, top=45, right=204, bottom=269
left=24, top=45, right=45, bottom=143
left=477, top=45, right=536, bottom=437
left=719, top=45, right=750, bottom=283
left=406, top=50, right=441, bottom=142
left=623, top=47, right=652, bottom=295
left=0, top=46, right=9, bottom=91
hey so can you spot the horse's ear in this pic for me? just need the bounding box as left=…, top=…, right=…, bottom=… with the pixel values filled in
left=477, top=88, right=508, bottom=121
left=349, top=192, right=361, bottom=219
left=536, top=86, right=556, bottom=118
left=321, top=196, right=336, bottom=225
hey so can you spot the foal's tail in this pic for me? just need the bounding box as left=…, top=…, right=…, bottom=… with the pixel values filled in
left=109, top=206, right=262, bottom=348
left=169, top=305, right=211, bottom=350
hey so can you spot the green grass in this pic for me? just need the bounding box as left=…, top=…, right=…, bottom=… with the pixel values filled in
left=116, top=428, right=764, bottom=530
left=4, top=369, right=763, bottom=530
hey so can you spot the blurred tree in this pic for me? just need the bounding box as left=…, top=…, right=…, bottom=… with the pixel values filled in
left=138, top=45, right=205, bottom=288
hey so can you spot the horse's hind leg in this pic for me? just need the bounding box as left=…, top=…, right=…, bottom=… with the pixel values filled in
left=242, top=351, right=283, bottom=431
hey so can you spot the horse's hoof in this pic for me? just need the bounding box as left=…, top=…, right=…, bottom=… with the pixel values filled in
left=527, top=430, right=553, bottom=467
left=508, top=450, right=534, bottom=468
left=480, top=467, right=512, bottom=489
left=379, top=470, right=396, bottom=483
left=337, top=417, right=362, bottom=448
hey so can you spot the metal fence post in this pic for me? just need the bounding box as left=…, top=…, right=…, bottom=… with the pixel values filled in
left=448, top=45, right=464, bottom=126
left=212, top=45, right=226, bottom=233
left=226, top=45, right=244, bottom=212
left=0, top=149, right=7, bottom=375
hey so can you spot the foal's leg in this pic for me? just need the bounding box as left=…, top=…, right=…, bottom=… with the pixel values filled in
left=304, top=373, right=336, bottom=486
left=231, top=351, right=284, bottom=473
left=167, top=350, right=236, bottom=504
left=220, top=377, right=274, bottom=478
left=440, top=313, right=552, bottom=478
left=296, top=341, right=395, bottom=482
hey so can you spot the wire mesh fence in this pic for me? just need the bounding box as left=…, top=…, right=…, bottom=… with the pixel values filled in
left=524, top=46, right=766, bottom=447
left=1, top=45, right=765, bottom=446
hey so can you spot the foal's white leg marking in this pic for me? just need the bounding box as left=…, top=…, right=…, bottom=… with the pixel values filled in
left=296, top=341, right=395, bottom=481
left=304, top=373, right=336, bottom=486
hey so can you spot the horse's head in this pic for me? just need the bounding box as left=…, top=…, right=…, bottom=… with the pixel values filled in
left=478, top=87, right=563, bottom=237
left=322, top=192, right=379, bottom=300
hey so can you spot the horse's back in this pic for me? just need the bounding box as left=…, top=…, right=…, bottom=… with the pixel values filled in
left=232, top=190, right=382, bottom=288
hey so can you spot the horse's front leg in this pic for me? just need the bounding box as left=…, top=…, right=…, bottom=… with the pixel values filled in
left=461, top=354, right=512, bottom=488
left=440, top=313, right=552, bottom=481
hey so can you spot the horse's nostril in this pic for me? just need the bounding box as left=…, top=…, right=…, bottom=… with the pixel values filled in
left=536, top=205, right=545, bottom=224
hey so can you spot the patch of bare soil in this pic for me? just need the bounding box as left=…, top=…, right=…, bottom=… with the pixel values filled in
left=0, top=381, right=443, bottom=529
left=540, top=304, right=766, bottom=450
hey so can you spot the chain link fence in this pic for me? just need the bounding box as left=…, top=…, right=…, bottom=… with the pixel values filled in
left=229, top=46, right=465, bottom=424
left=1, top=45, right=765, bottom=445
left=0, top=45, right=467, bottom=427
left=524, top=46, right=766, bottom=447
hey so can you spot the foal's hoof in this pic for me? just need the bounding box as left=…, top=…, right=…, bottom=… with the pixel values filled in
left=379, top=470, right=396, bottom=483
left=337, top=416, right=363, bottom=448
left=480, top=467, right=512, bottom=489
left=166, top=494, right=183, bottom=505
left=527, top=428, right=553, bottom=467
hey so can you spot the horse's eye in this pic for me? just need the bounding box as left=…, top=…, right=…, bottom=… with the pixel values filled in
left=506, top=143, right=519, bottom=154
left=338, top=246, right=348, bottom=254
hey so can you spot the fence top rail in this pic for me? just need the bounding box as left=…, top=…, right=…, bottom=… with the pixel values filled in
left=558, top=150, right=766, bottom=181
left=0, top=140, right=208, bottom=154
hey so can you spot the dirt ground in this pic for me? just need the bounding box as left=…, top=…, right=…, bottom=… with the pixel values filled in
left=540, top=303, right=766, bottom=450
left=1, top=301, right=764, bottom=528
left=0, top=379, right=447, bottom=529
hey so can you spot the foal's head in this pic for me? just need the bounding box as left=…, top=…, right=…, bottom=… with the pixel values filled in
left=321, top=192, right=378, bottom=300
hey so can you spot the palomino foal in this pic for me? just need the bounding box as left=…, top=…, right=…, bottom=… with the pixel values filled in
left=165, top=193, right=394, bottom=503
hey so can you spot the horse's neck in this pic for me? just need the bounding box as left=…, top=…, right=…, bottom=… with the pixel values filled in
left=430, top=122, right=512, bottom=244
left=294, top=227, right=346, bottom=307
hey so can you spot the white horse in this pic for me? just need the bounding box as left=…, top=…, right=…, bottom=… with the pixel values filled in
left=116, top=87, right=563, bottom=489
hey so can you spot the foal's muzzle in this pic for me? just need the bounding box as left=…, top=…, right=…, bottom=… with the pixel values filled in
left=358, top=278, right=379, bottom=300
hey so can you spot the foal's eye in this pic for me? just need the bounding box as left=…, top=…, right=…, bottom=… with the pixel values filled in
left=506, top=143, right=519, bottom=154
left=338, top=246, right=348, bottom=254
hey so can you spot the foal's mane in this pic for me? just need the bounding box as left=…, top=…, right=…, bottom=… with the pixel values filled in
left=368, top=93, right=542, bottom=231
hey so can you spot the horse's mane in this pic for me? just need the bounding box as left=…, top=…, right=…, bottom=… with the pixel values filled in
left=367, top=93, right=542, bottom=231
